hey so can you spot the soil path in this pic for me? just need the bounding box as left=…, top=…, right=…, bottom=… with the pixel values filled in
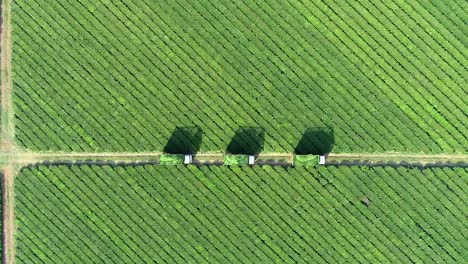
left=1, top=0, right=13, bottom=151
left=2, top=164, right=14, bottom=264
left=327, top=153, right=467, bottom=160
left=326, top=153, right=467, bottom=168
left=1, top=0, right=15, bottom=263
left=10, top=151, right=468, bottom=168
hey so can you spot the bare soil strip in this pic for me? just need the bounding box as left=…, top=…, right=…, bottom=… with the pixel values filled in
left=1, top=0, right=13, bottom=152
left=8, top=151, right=468, bottom=167
left=2, top=164, right=14, bottom=264
left=326, top=153, right=468, bottom=166
left=327, top=153, right=468, bottom=159
left=1, top=0, right=15, bottom=263
left=318, top=153, right=467, bottom=167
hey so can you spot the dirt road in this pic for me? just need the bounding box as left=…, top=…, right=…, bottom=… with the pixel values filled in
left=1, top=0, right=15, bottom=263
left=2, top=164, right=14, bottom=264
left=1, top=0, right=13, bottom=152
left=7, top=151, right=467, bottom=168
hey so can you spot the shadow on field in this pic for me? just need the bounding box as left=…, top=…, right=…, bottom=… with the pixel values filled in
left=227, top=127, right=265, bottom=155
left=164, top=126, right=203, bottom=154
left=295, top=127, right=335, bottom=155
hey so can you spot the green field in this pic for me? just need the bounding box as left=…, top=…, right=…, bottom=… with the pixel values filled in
left=11, top=0, right=467, bottom=153
left=15, top=165, right=467, bottom=263
left=5, top=0, right=468, bottom=263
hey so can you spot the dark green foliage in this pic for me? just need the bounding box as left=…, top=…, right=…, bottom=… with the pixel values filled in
left=15, top=166, right=468, bottom=263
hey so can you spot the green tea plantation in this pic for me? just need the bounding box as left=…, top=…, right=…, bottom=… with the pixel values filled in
left=15, top=165, right=467, bottom=263
left=12, top=0, right=467, bottom=153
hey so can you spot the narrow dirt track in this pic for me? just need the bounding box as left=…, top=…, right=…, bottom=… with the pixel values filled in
left=2, top=164, right=14, bottom=264
left=326, top=152, right=468, bottom=167
left=9, top=151, right=468, bottom=168
left=0, top=0, right=13, bottom=151
left=327, top=153, right=468, bottom=160
left=1, top=0, right=15, bottom=263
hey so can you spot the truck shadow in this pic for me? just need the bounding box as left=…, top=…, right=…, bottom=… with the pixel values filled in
left=226, top=127, right=265, bottom=155
left=163, top=126, right=203, bottom=154
left=295, top=127, right=334, bottom=155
